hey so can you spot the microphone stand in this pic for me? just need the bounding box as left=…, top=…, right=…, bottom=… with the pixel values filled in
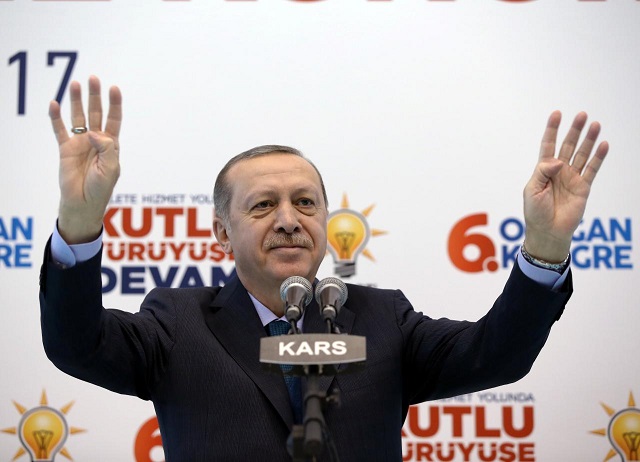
left=288, top=318, right=341, bottom=462
left=260, top=286, right=364, bottom=462
left=301, top=364, right=326, bottom=458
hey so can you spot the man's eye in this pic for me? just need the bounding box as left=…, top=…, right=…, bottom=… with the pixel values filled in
left=297, top=198, right=314, bottom=207
left=254, top=201, right=272, bottom=209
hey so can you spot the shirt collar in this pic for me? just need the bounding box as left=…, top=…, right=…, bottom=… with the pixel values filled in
left=248, top=293, right=304, bottom=331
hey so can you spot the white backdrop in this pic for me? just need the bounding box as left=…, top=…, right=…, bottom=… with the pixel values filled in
left=1, top=1, right=639, bottom=461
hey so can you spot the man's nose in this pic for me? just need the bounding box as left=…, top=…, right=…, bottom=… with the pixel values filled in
left=274, top=203, right=301, bottom=234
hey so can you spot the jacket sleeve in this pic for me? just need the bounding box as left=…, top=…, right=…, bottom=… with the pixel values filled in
left=398, top=259, right=572, bottom=403
left=39, top=238, right=176, bottom=400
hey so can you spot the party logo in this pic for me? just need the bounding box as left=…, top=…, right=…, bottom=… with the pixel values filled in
left=1, top=390, right=85, bottom=461
left=591, top=391, right=640, bottom=461
left=327, top=193, right=387, bottom=278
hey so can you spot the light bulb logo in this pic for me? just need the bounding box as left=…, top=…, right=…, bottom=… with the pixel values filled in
left=18, top=406, right=68, bottom=461
left=326, top=194, right=386, bottom=278
left=609, top=409, right=640, bottom=460
left=327, top=210, right=369, bottom=277
left=591, top=391, right=640, bottom=461
left=1, top=390, right=85, bottom=461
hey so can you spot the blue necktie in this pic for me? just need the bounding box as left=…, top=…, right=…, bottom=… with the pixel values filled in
left=267, top=320, right=303, bottom=424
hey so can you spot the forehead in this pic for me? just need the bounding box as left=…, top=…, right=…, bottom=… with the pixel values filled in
left=227, top=153, right=323, bottom=199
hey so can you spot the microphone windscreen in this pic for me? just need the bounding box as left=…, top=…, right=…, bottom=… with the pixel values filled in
left=314, top=277, right=348, bottom=308
left=280, top=276, right=313, bottom=305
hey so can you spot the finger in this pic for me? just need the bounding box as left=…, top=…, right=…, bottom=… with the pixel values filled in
left=49, top=100, right=70, bottom=145
left=89, top=131, right=120, bottom=175
left=582, top=141, right=609, bottom=186
left=557, top=112, right=588, bottom=163
left=104, top=85, right=123, bottom=138
left=571, top=121, right=601, bottom=173
left=69, top=80, right=87, bottom=131
left=88, top=75, right=103, bottom=131
left=531, top=158, right=564, bottom=190
left=538, top=110, right=562, bottom=161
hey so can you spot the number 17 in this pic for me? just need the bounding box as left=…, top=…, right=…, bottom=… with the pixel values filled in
left=8, top=51, right=78, bottom=116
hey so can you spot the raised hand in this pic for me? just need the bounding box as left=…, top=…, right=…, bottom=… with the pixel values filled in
left=523, top=111, right=608, bottom=263
left=49, top=76, right=122, bottom=244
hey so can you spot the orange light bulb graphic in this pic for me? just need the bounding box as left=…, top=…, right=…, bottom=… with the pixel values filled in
left=608, top=408, right=640, bottom=461
left=18, top=406, right=69, bottom=462
left=327, top=209, right=370, bottom=278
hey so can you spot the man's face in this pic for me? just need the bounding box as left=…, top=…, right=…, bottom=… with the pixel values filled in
left=214, top=153, right=328, bottom=291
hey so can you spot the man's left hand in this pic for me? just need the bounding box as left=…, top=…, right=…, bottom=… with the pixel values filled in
left=523, top=111, right=609, bottom=263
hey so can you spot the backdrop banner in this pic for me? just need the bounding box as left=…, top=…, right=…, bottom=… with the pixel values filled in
left=1, top=1, right=638, bottom=461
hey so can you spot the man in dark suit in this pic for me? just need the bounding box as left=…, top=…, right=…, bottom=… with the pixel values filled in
left=40, top=76, right=608, bottom=461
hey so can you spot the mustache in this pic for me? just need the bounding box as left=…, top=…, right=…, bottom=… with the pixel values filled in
left=264, top=233, right=314, bottom=250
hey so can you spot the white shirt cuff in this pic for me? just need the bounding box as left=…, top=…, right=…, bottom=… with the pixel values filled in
left=517, top=250, right=569, bottom=291
left=51, top=223, right=103, bottom=268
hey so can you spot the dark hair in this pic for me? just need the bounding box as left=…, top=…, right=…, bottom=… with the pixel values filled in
left=213, top=145, right=329, bottom=223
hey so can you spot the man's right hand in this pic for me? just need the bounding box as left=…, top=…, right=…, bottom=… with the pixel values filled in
left=49, top=75, right=122, bottom=244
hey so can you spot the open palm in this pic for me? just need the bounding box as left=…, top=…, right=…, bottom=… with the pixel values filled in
left=523, top=111, right=608, bottom=262
left=50, top=76, right=122, bottom=244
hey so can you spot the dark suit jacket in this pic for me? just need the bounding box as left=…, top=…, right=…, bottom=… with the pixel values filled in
left=39, top=243, right=571, bottom=461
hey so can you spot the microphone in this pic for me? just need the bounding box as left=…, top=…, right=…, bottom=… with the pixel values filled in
left=314, top=277, right=348, bottom=323
left=280, top=276, right=313, bottom=324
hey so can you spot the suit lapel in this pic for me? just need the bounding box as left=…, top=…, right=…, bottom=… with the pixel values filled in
left=201, top=277, right=294, bottom=427
left=303, top=297, right=356, bottom=395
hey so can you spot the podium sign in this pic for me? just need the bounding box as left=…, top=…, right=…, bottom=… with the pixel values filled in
left=260, top=334, right=366, bottom=366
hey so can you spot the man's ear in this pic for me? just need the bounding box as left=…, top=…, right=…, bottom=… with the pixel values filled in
left=213, top=216, right=233, bottom=254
